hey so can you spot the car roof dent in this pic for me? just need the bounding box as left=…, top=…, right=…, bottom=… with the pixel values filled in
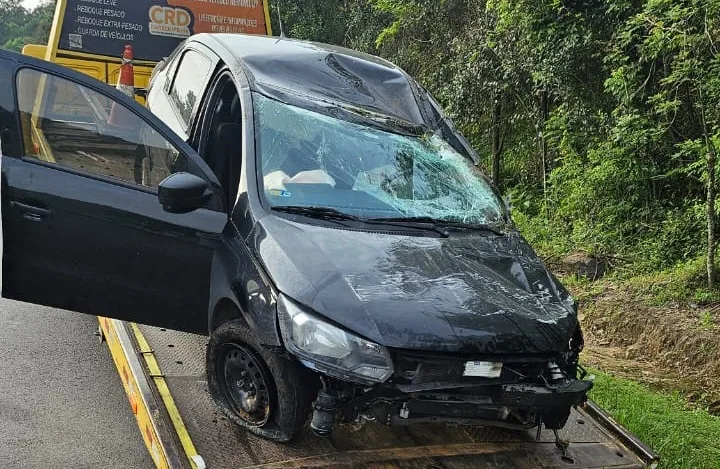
left=201, top=34, right=429, bottom=127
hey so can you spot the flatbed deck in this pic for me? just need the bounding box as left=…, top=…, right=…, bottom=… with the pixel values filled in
left=101, top=318, right=660, bottom=468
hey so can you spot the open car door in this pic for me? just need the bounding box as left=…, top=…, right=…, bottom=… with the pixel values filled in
left=0, top=49, right=227, bottom=334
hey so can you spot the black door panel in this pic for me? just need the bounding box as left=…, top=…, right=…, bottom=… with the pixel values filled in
left=3, top=157, right=225, bottom=333
left=1, top=48, right=227, bottom=333
left=10, top=201, right=52, bottom=221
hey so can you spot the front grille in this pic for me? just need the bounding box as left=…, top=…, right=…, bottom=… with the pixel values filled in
left=391, top=352, right=546, bottom=387
left=415, top=361, right=464, bottom=383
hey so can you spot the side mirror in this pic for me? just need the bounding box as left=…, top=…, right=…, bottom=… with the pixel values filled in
left=158, top=172, right=210, bottom=213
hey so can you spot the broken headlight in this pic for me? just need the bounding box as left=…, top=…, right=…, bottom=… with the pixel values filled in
left=278, top=294, right=393, bottom=384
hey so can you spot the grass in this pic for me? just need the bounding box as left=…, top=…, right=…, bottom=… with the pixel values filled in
left=619, top=258, right=720, bottom=306
left=557, top=258, right=720, bottom=320
left=699, top=310, right=715, bottom=330
left=588, top=368, right=720, bottom=469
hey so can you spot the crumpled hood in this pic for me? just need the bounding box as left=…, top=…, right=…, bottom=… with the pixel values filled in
left=250, top=216, right=578, bottom=354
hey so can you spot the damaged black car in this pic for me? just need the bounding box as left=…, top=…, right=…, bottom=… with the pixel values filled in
left=0, top=34, right=592, bottom=444
left=241, top=92, right=591, bottom=440
left=157, top=35, right=593, bottom=442
left=236, top=95, right=590, bottom=434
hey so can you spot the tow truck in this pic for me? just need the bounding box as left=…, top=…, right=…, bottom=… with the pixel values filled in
left=11, top=1, right=660, bottom=467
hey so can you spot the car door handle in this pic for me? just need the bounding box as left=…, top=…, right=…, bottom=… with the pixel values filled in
left=10, top=201, right=52, bottom=221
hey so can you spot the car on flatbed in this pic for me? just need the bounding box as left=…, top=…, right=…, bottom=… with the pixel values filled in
left=0, top=34, right=591, bottom=443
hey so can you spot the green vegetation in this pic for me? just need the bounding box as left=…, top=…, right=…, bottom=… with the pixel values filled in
left=589, top=368, right=720, bottom=469
left=564, top=256, right=720, bottom=306
left=0, top=0, right=54, bottom=52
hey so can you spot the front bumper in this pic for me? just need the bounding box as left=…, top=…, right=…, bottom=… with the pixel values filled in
left=303, top=344, right=590, bottom=434
left=331, top=379, right=593, bottom=432
left=502, top=380, right=592, bottom=411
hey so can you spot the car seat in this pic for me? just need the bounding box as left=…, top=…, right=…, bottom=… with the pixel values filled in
left=211, top=123, right=242, bottom=209
left=227, top=95, right=242, bottom=206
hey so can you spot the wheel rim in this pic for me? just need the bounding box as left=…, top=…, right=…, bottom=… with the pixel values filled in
left=219, top=343, right=272, bottom=426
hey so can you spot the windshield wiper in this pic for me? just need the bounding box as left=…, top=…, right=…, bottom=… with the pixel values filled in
left=360, top=114, right=426, bottom=136
left=442, top=221, right=507, bottom=236
left=272, top=206, right=450, bottom=237
left=271, top=206, right=360, bottom=221
left=337, top=105, right=427, bottom=136
left=369, top=217, right=507, bottom=236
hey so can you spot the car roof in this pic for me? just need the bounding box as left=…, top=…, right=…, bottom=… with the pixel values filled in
left=196, top=33, right=430, bottom=126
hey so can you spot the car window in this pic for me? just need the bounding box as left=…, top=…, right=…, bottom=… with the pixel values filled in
left=169, top=49, right=212, bottom=127
left=16, top=68, right=189, bottom=189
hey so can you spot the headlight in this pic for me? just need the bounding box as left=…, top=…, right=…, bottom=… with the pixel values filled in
left=278, top=294, right=393, bottom=384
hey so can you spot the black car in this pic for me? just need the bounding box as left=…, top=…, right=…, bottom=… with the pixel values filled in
left=0, top=35, right=590, bottom=443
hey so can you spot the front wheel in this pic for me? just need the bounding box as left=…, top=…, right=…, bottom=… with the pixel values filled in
left=206, top=319, right=315, bottom=442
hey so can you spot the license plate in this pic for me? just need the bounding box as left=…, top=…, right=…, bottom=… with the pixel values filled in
left=463, top=361, right=503, bottom=378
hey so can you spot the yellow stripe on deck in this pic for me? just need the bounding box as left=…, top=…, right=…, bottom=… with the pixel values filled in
left=98, top=317, right=171, bottom=469
left=130, top=323, right=206, bottom=469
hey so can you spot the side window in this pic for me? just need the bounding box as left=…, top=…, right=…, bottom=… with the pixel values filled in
left=16, top=68, right=188, bottom=189
left=169, top=50, right=212, bottom=127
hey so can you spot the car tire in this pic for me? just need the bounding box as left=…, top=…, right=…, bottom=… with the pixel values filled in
left=206, top=319, right=315, bottom=442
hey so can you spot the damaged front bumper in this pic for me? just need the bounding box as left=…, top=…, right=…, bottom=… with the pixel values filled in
left=310, top=378, right=593, bottom=436
left=305, top=344, right=592, bottom=436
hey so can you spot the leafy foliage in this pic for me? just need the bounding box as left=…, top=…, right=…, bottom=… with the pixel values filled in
left=0, top=0, right=54, bottom=52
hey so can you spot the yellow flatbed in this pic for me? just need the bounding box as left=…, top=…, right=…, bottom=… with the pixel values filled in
left=98, top=319, right=659, bottom=469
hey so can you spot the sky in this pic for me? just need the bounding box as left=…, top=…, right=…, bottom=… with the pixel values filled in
left=22, top=0, right=47, bottom=10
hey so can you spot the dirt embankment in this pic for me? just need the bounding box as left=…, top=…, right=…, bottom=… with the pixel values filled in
left=572, top=280, right=720, bottom=413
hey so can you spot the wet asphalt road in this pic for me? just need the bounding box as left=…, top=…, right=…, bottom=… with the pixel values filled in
left=0, top=299, right=152, bottom=468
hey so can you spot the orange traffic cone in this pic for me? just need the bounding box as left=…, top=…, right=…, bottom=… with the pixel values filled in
left=108, top=44, right=136, bottom=127
left=115, top=44, right=135, bottom=98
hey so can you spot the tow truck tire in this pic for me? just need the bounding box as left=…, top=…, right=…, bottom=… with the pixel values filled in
left=206, top=319, right=315, bottom=442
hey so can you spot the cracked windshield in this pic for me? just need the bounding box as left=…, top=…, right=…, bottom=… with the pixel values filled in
left=255, top=94, right=504, bottom=224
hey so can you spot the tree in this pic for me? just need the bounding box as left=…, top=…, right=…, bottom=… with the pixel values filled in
left=0, top=0, right=55, bottom=52
left=268, top=0, right=349, bottom=44
left=604, top=0, right=720, bottom=285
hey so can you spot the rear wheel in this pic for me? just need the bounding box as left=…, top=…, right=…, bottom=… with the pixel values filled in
left=206, top=319, right=315, bottom=442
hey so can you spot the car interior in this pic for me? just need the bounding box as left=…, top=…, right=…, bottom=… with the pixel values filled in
left=199, top=75, right=242, bottom=210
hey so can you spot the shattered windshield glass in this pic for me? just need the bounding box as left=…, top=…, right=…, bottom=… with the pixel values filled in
left=254, top=93, right=504, bottom=225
